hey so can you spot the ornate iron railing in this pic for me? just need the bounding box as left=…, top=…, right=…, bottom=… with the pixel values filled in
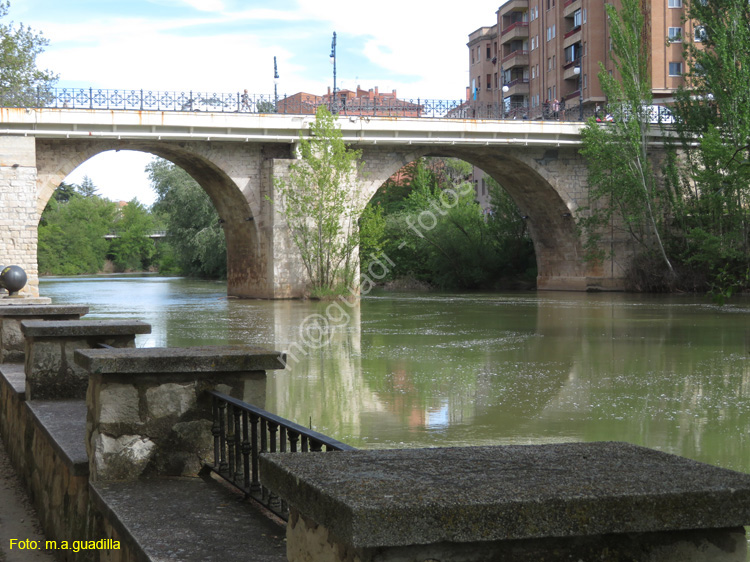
left=207, top=390, right=355, bottom=520
left=2, top=86, right=618, bottom=122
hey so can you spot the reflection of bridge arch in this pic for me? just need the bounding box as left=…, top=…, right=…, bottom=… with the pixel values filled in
left=0, top=109, right=630, bottom=297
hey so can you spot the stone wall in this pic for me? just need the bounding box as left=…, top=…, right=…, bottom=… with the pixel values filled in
left=0, top=368, right=91, bottom=560
left=0, top=137, right=40, bottom=297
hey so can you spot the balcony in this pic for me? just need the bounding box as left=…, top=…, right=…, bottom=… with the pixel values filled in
left=502, top=50, right=530, bottom=68
left=563, top=63, right=582, bottom=81
left=563, top=0, right=581, bottom=18
left=498, top=0, right=529, bottom=15
left=500, top=21, right=529, bottom=42
left=563, top=27, right=582, bottom=48
left=504, top=78, right=530, bottom=97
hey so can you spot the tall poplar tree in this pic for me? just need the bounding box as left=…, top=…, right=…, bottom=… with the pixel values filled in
left=671, top=0, right=750, bottom=279
left=579, top=0, right=675, bottom=276
left=271, top=106, right=364, bottom=295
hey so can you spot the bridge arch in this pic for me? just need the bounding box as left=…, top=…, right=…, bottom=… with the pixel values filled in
left=35, top=139, right=271, bottom=297
left=355, top=144, right=593, bottom=290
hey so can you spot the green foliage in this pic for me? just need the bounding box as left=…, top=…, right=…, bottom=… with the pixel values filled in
left=109, top=199, right=156, bottom=271
left=0, top=1, right=57, bottom=106
left=358, top=158, right=535, bottom=290
left=148, top=159, right=226, bottom=278
left=666, top=0, right=750, bottom=297
left=38, top=195, right=117, bottom=275
left=579, top=0, right=674, bottom=278
left=76, top=175, right=98, bottom=198
left=271, top=105, right=364, bottom=292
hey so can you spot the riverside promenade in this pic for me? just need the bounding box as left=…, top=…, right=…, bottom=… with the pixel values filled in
left=2, top=294, right=750, bottom=561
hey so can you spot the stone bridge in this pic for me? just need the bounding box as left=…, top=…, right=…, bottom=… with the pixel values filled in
left=0, top=108, right=631, bottom=298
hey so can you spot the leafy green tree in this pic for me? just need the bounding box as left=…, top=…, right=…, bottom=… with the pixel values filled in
left=148, top=159, right=226, bottom=278
left=38, top=195, right=117, bottom=275
left=109, top=199, right=156, bottom=271
left=0, top=1, right=57, bottom=106
left=52, top=182, right=78, bottom=203
left=670, top=0, right=750, bottom=287
left=271, top=105, right=364, bottom=294
left=579, top=0, right=675, bottom=277
left=357, top=158, right=536, bottom=289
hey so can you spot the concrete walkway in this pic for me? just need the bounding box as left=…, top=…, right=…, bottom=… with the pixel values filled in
left=0, top=437, right=55, bottom=562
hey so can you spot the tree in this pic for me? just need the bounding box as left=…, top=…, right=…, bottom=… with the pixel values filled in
left=76, top=176, right=98, bottom=198
left=271, top=105, right=364, bottom=294
left=38, top=195, right=118, bottom=275
left=670, top=0, right=750, bottom=285
left=579, top=0, right=675, bottom=278
left=0, top=1, right=57, bottom=107
left=148, top=159, right=227, bottom=278
left=109, top=200, right=156, bottom=271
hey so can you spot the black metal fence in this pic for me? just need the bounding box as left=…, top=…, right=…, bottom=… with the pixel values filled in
left=3, top=87, right=604, bottom=122
left=207, top=390, right=355, bottom=520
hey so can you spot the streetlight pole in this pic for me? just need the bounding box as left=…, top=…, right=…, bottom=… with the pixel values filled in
left=574, top=65, right=583, bottom=120
left=273, top=56, right=279, bottom=112
left=330, top=31, right=337, bottom=113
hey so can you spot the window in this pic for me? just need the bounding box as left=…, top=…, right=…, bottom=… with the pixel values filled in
left=573, top=9, right=582, bottom=27
left=532, top=66, right=536, bottom=79
left=547, top=24, right=556, bottom=41
left=486, top=74, right=492, bottom=89
left=668, top=27, right=683, bottom=42
left=486, top=45, right=491, bottom=59
left=694, top=26, right=706, bottom=41
left=583, top=8, right=586, bottom=23
left=668, top=0, right=682, bottom=6
left=494, top=72, right=498, bottom=88
left=669, top=62, right=683, bottom=76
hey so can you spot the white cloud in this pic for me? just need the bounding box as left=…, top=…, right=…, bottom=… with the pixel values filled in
left=26, top=1, right=498, bottom=202
left=64, top=151, right=157, bottom=206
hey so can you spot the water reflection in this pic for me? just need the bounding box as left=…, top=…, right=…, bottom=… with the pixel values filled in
left=40, top=276, right=750, bottom=474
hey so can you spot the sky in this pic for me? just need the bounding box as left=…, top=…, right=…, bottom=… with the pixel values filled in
left=13, top=0, right=499, bottom=205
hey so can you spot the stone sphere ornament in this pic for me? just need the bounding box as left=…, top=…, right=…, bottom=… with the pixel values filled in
left=1, top=265, right=28, bottom=296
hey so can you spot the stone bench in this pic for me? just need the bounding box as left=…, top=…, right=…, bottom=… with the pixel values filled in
left=261, top=442, right=750, bottom=562
left=75, top=345, right=286, bottom=482
left=0, top=305, right=89, bottom=363
left=21, top=319, right=152, bottom=401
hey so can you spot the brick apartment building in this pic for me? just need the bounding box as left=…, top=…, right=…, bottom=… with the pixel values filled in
left=468, top=0, right=700, bottom=120
left=467, top=0, right=701, bottom=208
left=278, top=86, right=421, bottom=117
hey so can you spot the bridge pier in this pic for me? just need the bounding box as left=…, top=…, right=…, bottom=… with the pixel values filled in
left=0, top=137, right=40, bottom=298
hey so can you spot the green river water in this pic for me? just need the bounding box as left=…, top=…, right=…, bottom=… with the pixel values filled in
left=40, top=275, right=750, bottom=476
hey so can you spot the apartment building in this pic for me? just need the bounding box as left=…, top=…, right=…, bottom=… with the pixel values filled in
left=468, top=0, right=699, bottom=120
left=278, top=86, right=421, bottom=116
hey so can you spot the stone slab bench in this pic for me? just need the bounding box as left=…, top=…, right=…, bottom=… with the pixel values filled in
left=27, top=400, right=89, bottom=476
left=261, top=442, right=750, bottom=562
left=91, top=477, right=287, bottom=561
left=21, top=319, right=151, bottom=400
left=0, top=304, right=89, bottom=363
left=75, top=346, right=286, bottom=481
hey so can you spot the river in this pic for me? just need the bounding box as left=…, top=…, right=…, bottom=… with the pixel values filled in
left=40, top=275, right=750, bottom=476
